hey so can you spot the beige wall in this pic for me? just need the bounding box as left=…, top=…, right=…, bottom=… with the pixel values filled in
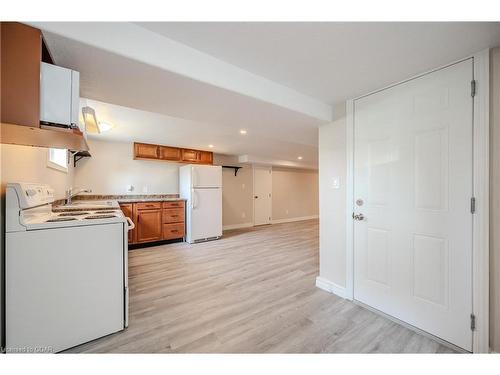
left=74, top=139, right=180, bottom=195
left=1, top=144, right=74, bottom=200
left=214, top=154, right=254, bottom=228
left=490, top=47, right=500, bottom=352
left=214, top=154, right=319, bottom=229
left=272, top=167, right=319, bottom=221
left=318, top=118, right=347, bottom=287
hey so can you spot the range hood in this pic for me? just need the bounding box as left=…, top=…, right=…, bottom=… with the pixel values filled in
left=0, top=123, right=89, bottom=151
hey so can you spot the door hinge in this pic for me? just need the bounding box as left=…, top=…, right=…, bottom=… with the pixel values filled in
left=471, top=197, right=476, bottom=214
left=471, top=80, right=476, bottom=97
left=470, top=314, right=476, bottom=331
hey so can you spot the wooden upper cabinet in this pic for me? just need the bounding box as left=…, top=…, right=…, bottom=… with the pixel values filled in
left=134, top=142, right=159, bottom=159
left=1, top=22, right=42, bottom=127
left=181, top=149, right=200, bottom=163
left=133, top=142, right=213, bottom=165
left=159, top=145, right=181, bottom=161
left=199, top=151, right=213, bottom=164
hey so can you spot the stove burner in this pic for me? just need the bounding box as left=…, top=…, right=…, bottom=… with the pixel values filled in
left=84, top=215, right=117, bottom=220
left=58, top=212, right=90, bottom=216
left=46, top=217, right=78, bottom=222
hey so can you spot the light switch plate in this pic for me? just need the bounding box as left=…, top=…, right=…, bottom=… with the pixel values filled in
left=332, top=177, right=341, bottom=189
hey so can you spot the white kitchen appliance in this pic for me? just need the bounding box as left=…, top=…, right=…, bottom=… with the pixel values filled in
left=40, top=62, right=80, bottom=128
left=179, top=165, right=222, bottom=243
left=5, top=183, right=133, bottom=353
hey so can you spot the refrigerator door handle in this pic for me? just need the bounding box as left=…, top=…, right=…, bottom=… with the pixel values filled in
left=192, top=189, right=198, bottom=209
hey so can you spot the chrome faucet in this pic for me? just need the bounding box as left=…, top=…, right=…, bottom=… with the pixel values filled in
left=65, top=187, right=92, bottom=205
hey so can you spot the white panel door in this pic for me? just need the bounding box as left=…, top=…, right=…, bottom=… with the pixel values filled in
left=353, top=59, right=473, bottom=351
left=191, top=188, right=222, bottom=241
left=192, top=165, right=222, bottom=188
left=253, top=166, right=272, bottom=225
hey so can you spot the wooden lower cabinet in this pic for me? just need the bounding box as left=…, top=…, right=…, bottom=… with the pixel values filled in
left=135, top=208, right=162, bottom=243
left=120, top=200, right=185, bottom=246
left=119, top=203, right=135, bottom=244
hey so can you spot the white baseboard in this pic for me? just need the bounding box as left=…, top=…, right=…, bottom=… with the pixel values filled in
left=223, top=222, right=254, bottom=231
left=315, top=276, right=348, bottom=299
left=271, top=215, right=319, bottom=224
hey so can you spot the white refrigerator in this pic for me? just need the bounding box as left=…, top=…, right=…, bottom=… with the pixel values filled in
left=179, top=165, right=223, bottom=243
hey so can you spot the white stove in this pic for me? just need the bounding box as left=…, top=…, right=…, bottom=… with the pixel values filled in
left=5, top=183, right=132, bottom=353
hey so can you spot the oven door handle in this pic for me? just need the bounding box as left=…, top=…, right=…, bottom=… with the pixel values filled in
left=126, top=217, right=135, bottom=230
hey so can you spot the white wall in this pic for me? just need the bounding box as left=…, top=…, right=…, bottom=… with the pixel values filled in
left=74, top=139, right=180, bottom=195
left=318, top=118, right=347, bottom=289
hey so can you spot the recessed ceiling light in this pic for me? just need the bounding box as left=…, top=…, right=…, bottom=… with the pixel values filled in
left=240, top=129, right=247, bottom=135
left=208, top=144, right=214, bottom=148
left=297, top=156, right=303, bottom=160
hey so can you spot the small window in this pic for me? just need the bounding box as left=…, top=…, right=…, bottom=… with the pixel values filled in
left=47, top=148, right=68, bottom=172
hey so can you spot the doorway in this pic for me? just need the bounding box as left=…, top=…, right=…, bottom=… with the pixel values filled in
left=253, top=166, right=272, bottom=226
left=351, top=59, right=474, bottom=351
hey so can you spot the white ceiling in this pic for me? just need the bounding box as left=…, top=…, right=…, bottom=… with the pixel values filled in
left=136, top=22, right=500, bottom=108
left=38, top=22, right=500, bottom=168
left=82, top=98, right=319, bottom=169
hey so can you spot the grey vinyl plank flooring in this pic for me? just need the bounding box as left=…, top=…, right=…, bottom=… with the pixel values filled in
left=65, top=219, right=456, bottom=353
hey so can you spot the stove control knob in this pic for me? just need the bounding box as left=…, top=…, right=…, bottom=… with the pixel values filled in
left=26, top=189, right=37, bottom=197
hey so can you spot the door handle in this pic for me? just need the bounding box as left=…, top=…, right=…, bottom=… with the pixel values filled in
left=352, top=213, right=365, bottom=221
left=254, top=196, right=258, bottom=199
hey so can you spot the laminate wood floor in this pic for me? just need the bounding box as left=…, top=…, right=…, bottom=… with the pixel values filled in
left=67, top=219, right=456, bottom=353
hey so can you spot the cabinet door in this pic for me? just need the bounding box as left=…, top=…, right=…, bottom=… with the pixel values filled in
left=135, top=209, right=162, bottom=243
left=181, top=149, right=200, bottom=163
left=119, top=203, right=135, bottom=244
left=134, top=143, right=159, bottom=159
left=1, top=22, right=42, bottom=127
left=199, top=151, right=213, bottom=165
left=159, top=146, right=181, bottom=161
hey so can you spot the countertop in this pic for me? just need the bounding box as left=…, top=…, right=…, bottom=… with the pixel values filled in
left=53, top=195, right=185, bottom=210
left=116, top=197, right=186, bottom=203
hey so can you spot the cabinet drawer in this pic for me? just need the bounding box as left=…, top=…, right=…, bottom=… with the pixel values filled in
left=163, top=201, right=184, bottom=209
left=163, top=208, right=184, bottom=223
left=136, top=202, right=162, bottom=210
left=163, top=223, right=185, bottom=240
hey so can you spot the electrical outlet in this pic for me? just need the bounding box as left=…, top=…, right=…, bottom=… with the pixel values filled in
left=126, top=185, right=134, bottom=192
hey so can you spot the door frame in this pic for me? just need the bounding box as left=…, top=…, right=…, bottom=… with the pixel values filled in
left=345, top=50, right=490, bottom=353
left=252, top=165, right=273, bottom=226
